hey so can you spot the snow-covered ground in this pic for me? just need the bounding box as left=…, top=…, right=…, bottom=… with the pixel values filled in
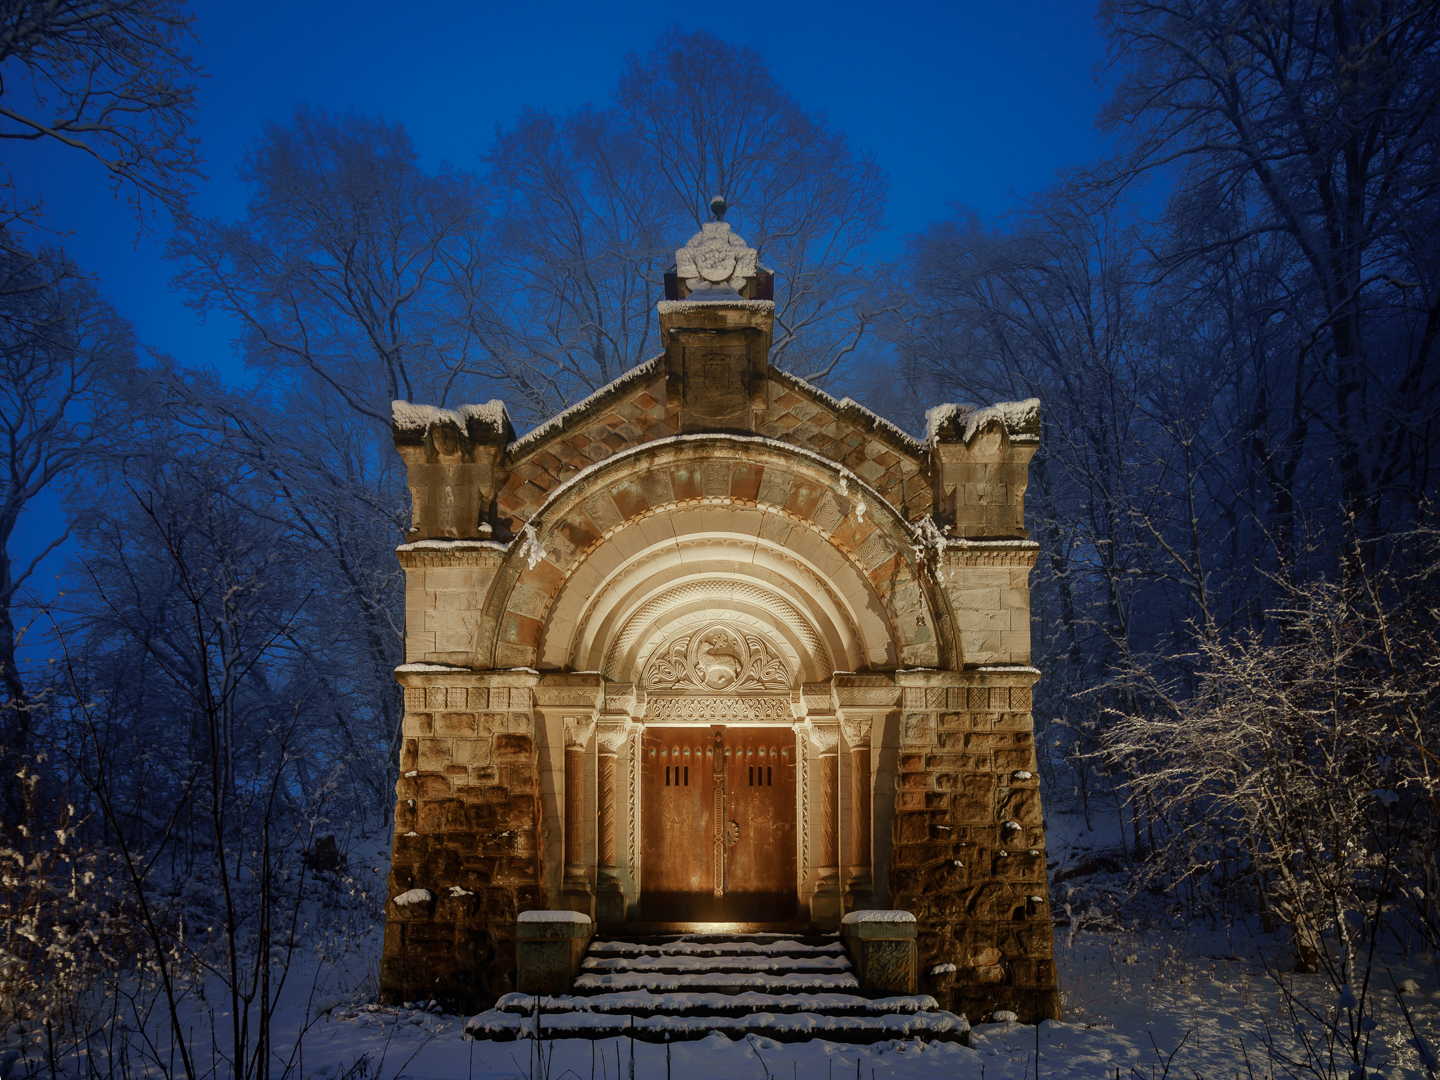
left=8, top=809, right=1440, bottom=1078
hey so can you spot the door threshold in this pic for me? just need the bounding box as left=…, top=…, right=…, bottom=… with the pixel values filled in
left=605, top=921, right=831, bottom=936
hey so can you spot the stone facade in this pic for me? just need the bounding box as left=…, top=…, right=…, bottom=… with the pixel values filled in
left=378, top=218, right=1059, bottom=1021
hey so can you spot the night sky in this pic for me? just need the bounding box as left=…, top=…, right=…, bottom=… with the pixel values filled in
left=9, top=0, right=1110, bottom=379
left=8, top=0, right=1110, bottom=585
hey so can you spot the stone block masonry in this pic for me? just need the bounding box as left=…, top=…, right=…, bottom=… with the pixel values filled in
left=380, top=215, right=1059, bottom=1023
left=380, top=668, right=542, bottom=1009
left=890, top=670, right=1059, bottom=1023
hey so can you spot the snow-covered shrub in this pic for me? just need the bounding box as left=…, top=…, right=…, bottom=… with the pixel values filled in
left=0, top=761, right=145, bottom=1039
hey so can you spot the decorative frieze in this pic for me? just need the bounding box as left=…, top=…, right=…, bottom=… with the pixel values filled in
left=644, top=695, right=793, bottom=723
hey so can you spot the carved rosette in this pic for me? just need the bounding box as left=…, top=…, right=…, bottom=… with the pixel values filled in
left=675, top=221, right=759, bottom=292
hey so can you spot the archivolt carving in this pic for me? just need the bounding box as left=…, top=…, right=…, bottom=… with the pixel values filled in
left=644, top=624, right=792, bottom=692
left=568, top=533, right=862, bottom=673
left=603, top=579, right=830, bottom=676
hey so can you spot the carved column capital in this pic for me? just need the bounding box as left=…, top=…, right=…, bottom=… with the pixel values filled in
left=805, top=719, right=841, bottom=756
left=595, top=720, right=634, bottom=756
left=563, top=715, right=597, bottom=750
left=839, top=717, right=872, bottom=748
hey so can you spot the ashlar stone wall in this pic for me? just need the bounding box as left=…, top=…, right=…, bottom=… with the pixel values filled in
left=889, top=670, right=1058, bottom=1022
left=383, top=669, right=542, bottom=1007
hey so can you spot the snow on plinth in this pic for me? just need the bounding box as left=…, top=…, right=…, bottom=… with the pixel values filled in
left=518, top=909, right=592, bottom=924
left=657, top=299, right=774, bottom=316
left=392, top=889, right=433, bottom=906
left=924, top=398, right=1041, bottom=444
left=841, top=909, right=917, bottom=925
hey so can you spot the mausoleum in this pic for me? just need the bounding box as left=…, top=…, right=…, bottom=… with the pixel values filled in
left=379, top=212, right=1060, bottom=1026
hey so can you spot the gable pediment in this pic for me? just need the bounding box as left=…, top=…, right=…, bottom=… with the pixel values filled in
left=493, top=338, right=934, bottom=532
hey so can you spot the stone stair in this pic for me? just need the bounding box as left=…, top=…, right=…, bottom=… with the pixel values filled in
left=464, top=932, right=971, bottom=1044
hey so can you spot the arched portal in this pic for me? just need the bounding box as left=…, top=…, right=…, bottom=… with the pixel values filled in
left=381, top=219, right=1058, bottom=1019
left=465, top=435, right=951, bottom=921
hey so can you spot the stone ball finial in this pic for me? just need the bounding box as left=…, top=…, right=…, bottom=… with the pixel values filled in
left=709, top=194, right=727, bottom=221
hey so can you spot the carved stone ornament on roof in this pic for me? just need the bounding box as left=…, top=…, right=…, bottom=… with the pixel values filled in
left=643, top=624, right=792, bottom=693
left=675, top=222, right=758, bottom=292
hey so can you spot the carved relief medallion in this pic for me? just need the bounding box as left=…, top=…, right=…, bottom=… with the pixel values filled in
left=643, top=624, right=791, bottom=694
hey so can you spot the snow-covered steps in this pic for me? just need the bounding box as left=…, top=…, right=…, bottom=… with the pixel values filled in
left=465, top=931, right=972, bottom=1045
left=492, top=989, right=941, bottom=1018
left=588, top=937, right=846, bottom=959
left=582, top=953, right=853, bottom=974
left=575, top=931, right=856, bottom=994
left=462, top=1008, right=970, bottom=1044
left=574, top=970, right=860, bottom=993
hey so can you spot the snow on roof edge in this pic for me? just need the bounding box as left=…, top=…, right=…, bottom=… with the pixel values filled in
left=768, top=367, right=926, bottom=456
left=506, top=356, right=665, bottom=459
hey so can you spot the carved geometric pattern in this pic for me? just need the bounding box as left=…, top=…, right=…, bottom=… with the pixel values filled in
left=643, top=624, right=791, bottom=693
left=628, top=732, right=640, bottom=876
left=495, top=363, right=931, bottom=529
left=645, top=696, right=793, bottom=723
left=403, top=688, right=425, bottom=711
left=798, top=733, right=810, bottom=879
left=497, top=363, right=674, bottom=526
left=603, top=580, right=830, bottom=676
left=758, top=377, right=932, bottom=521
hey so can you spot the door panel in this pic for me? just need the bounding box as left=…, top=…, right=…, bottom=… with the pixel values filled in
left=640, top=726, right=719, bottom=920
left=722, top=727, right=798, bottom=921
left=640, top=724, right=798, bottom=923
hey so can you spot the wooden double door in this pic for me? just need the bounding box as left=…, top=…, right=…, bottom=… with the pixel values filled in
left=640, top=725, right=798, bottom=922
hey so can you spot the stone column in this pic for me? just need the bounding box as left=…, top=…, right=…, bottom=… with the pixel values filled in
left=841, top=717, right=874, bottom=909
left=562, top=716, right=596, bottom=915
left=808, top=720, right=841, bottom=924
left=595, top=720, right=633, bottom=925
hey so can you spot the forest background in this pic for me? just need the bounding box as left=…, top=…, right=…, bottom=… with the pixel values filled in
left=2, top=0, right=1439, bottom=1076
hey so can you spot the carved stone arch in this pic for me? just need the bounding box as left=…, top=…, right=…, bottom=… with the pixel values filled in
left=469, top=435, right=958, bottom=672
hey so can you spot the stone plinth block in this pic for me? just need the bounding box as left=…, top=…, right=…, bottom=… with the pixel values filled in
left=841, top=909, right=918, bottom=997
left=515, top=910, right=593, bottom=996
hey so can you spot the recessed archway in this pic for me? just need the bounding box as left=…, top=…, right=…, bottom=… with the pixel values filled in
left=470, top=435, right=957, bottom=674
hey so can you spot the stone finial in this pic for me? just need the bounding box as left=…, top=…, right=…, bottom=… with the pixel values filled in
left=675, top=221, right=758, bottom=297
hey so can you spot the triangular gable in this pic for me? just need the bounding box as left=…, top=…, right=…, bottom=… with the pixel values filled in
left=496, top=358, right=933, bottom=529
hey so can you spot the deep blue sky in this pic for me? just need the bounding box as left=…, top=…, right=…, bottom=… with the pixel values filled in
left=8, top=0, right=1111, bottom=598
left=11, top=0, right=1111, bottom=379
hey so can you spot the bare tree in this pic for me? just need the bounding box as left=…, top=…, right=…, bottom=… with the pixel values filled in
left=1100, top=0, right=1440, bottom=539
left=1104, top=524, right=1440, bottom=985
left=0, top=0, right=202, bottom=220
left=481, top=29, right=888, bottom=422
left=171, top=106, right=487, bottom=422
left=0, top=236, right=135, bottom=773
